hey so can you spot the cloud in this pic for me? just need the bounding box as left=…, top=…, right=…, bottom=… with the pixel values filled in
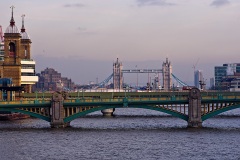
left=136, top=0, right=174, bottom=6
left=64, top=3, right=85, bottom=8
left=77, top=27, right=97, bottom=35
left=77, top=27, right=87, bottom=31
left=211, top=0, right=230, bottom=7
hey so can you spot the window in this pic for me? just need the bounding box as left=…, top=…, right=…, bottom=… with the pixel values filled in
left=9, top=42, right=16, bottom=57
left=25, top=46, right=27, bottom=58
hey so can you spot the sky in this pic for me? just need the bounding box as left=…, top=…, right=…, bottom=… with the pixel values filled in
left=1, top=0, right=240, bottom=86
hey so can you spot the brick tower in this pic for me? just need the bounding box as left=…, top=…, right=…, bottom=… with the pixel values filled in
left=1, top=6, right=22, bottom=86
left=0, top=6, right=38, bottom=94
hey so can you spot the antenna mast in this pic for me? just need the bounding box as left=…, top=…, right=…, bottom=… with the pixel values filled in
left=192, top=58, right=200, bottom=73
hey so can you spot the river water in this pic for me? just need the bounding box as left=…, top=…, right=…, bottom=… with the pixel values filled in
left=1, top=108, right=240, bottom=160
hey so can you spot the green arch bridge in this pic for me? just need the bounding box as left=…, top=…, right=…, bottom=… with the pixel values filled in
left=1, top=88, right=240, bottom=128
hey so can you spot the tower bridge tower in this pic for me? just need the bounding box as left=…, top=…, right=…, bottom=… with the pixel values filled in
left=113, top=58, right=123, bottom=90
left=162, top=58, right=172, bottom=90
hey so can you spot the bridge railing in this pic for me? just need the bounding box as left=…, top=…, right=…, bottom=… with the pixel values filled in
left=0, top=100, right=51, bottom=105
left=64, top=96, right=189, bottom=103
left=201, top=95, right=240, bottom=100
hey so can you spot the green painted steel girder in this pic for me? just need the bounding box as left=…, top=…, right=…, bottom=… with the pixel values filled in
left=201, top=99, right=240, bottom=104
left=132, top=105, right=188, bottom=121
left=202, top=104, right=240, bottom=121
left=64, top=105, right=188, bottom=123
left=0, top=108, right=51, bottom=122
left=64, top=106, right=113, bottom=123
left=0, top=102, right=51, bottom=108
left=63, top=99, right=189, bottom=107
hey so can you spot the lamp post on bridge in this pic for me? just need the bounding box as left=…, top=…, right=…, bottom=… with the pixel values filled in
left=35, top=91, right=38, bottom=99
left=199, top=80, right=206, bottom=90
left=136, top=65, right=138, bottom=88
left=42, top=90, right=45, bottom=102
left=124, top=86, right=129, bottom=98
left=82, top=89, right=84, bottom=99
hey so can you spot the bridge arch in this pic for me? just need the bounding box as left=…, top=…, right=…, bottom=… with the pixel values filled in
left=0, top=108, right=50, bottom=122
left=64, top=105, right=188, bottom=123
left=202, top=104, right=240, bottom=121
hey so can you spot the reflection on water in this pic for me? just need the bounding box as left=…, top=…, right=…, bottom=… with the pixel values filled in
left=1, top=108, right=240, bottom=160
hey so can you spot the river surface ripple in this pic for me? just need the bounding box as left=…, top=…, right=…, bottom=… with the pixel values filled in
left=1, top=108, right=240, bottom=160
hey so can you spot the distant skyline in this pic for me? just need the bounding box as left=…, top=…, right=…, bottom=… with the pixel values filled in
left=1, top=0, right=240, bottom=86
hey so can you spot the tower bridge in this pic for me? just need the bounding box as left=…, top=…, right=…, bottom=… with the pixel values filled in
left=94, top=58, right=173, bottom=90
left=77, top=56, right=188, bottom=92
left=95, top=57, right=185, bottom=91
left=113, top=58, right=172, bottom=90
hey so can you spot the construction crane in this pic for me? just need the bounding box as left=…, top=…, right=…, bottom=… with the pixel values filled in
left=0, top=25, right=3, bottom=42
left=192, top=58, right=199, bottom=73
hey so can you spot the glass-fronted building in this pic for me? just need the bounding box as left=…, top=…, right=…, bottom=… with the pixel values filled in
left=194, top=70, right=203, bottom=89
left=215, top=63, right=240, bottom=89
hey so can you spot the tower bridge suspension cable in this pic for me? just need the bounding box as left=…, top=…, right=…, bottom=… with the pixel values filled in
left=97, top=73, right=113, bottom=87
left=96, top=69, right=164, bottom=88
left=96, top=72, right=188, bottom=88
left=171, top=73, right=188, bottom=87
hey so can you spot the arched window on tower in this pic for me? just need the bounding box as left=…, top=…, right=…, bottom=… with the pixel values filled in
left=24, top=46, right=27, bottom=58
left=9, top=42, right=16, bottom=57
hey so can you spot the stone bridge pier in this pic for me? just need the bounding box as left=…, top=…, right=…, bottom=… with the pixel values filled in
left=101, top=108, right=115, bottom=116
left=188, top=88, right=202, bottom=128
left=50, top=92, right=69, bottom=128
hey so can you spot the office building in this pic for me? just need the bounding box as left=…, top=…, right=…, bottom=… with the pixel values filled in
left=194, top=70, right=203, bottom=89
left=215, top=63, right=240, bottom=89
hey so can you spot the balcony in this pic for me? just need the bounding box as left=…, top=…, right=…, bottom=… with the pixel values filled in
left=21, top=69, right=35, bottom=73
left=21, top=76, right=38, bottom=84
left=21, top=60, right=36, bottom=65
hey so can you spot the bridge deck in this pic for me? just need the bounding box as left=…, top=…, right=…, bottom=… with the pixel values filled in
left=1, top=91, right=240, bottom=126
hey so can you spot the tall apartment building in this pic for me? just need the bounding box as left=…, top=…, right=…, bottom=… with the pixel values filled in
left=0, top=8, right=38, bottom=93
